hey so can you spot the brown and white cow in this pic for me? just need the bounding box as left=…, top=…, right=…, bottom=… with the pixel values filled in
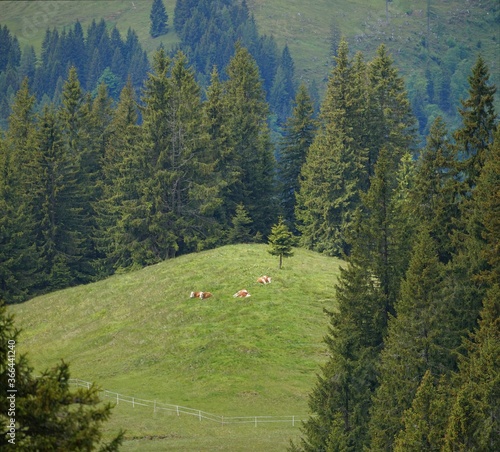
left=233, top=289, right=251, bottom=298
left=257, top=275, right=271, bottom=284
left=190, top=291, right=212, bottom=299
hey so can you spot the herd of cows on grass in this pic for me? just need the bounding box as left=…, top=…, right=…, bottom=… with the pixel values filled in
left=189, top=275, right=272, bottom=300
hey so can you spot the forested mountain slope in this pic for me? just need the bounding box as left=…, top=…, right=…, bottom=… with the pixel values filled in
left=1, top=0, right=498, bottom=134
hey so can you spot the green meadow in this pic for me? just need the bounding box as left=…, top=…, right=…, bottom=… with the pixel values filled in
left=10, top=244, right=343, bottom=450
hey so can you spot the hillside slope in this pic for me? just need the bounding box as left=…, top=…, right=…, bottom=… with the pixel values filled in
left=2, top=0, right=498, bottom=116
left=10, top=245, right=342, bottom=418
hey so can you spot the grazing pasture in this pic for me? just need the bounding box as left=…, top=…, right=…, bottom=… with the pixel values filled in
left=10, top=244, right=343, bottom=450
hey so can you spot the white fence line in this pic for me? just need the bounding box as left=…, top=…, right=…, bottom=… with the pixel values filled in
left=69, top=378, right=307, bottom=426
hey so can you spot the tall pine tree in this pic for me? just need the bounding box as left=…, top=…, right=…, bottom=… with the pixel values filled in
left=454, top=54, right=497, bottom=193
left=223, top=43, right=277, bottom=238
left=368, top=228, right=452, bottom=450
left=150, top=0, right=169, bottom=38
left=296, top=39, right=367, bottom=257
left=0, top=79, right=39, bottom=302
left=278, top=83, right=317, bottom=231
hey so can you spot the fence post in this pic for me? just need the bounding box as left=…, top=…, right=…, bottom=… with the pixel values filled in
left=154, top=400, right=156, bottom=413
left=176, top=405, right=179, bottom=416
left=293, top=416, right=295, bottom=427
left=199, top=410, right=202, bottom=422
left=133, top=397, right=135, bottom=408
left=255, top=417, right=257, bottom=427
left=116, top=393, right=119, bottom=405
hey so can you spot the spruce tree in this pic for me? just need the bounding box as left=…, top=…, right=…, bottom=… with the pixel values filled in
left=473, top=125, right=500, bottom=284
left=368, top=228, right=452, bottom=450
left=366, top=44, right=416, bottom=177
left=442, top=61, right=497, bottom=356
left=393, top=371, right=450, bottom=451
left=0, top=78, right=40, bottom=302
left=270, top=44, right=296, bottom=125
left=267, top=217, right=295, bottom=269
left=295, top=145, right=413, bottom=452
left=150, top=0, right=169, bottom=38
left=278, top=83, right=317, bottom=231
left=454, top=54, right=497, bottom=192
left=224, top=43, right=277, bottom=238
left=296, top=39, right=367, bottom=257
left=356, top=147, right=407, bottom=320
left=94, top=79, right=143, bottom=272
left=33, top=106, right=85, bottom=290
left=443, top=284, right=500, bottom=451
left=139, top=50, right=211, bottom=259
left=411, top=116, right=458, bottom=263
left=58, top=66, right=98, bottom=283
left=293, top=255, right=385, bottom=451
left=227, top=203, right=254, bottom=244
left=193, top=66, right=234, bottom=246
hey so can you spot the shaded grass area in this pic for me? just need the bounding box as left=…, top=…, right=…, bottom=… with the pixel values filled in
left=10, top=244, right=342, bottom=450
left=112, top=403, right=302, bottom=451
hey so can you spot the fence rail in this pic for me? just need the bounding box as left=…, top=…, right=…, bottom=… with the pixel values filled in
left=69, top=378, right=307, bottom=426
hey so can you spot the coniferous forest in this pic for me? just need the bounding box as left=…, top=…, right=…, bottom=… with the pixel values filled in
left=0, top=0, right=499, bottom=450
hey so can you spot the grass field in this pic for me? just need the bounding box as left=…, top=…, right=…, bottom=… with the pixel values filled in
left=9, top=244, right=343, bottom=450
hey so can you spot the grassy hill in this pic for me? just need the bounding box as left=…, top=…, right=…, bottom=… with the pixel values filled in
left=9, top=244, right=343, bottom=451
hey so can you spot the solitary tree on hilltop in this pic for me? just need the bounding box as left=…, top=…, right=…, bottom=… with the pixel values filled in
left=268, top=217, right=295, bottom=269
left=150, top=0, right=168, bottom=38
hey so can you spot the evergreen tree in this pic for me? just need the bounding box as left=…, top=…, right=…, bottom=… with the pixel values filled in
left=224, top=43, right=277, bottom=238
left=356, top=147, right=409, bottom=321
left=94, top=79, right=144, bottom=272
left=174, top=0, right=198, bottom=35
left=368, top=228, right=451, bottom=450
left=0, top=79, right=40, bottom=302
left=19, top=45, right=37, bottom=85
left=69, top=21, right=87, bottom=87
left=454, top=54, right=497, bottom=192
left=150, top=0, right=169, bottom=38
left=255, top=34, right=279, bottom=97
left=443, top=284, right=500, bottom=451
left=277, top=83, right=317, bottom=230
left=33, top=106, right=85, bottom=290
left=366, top=44, right=416, bottom=177
left=58, top=66, right=98, bottom=283
left=293, top=255, right=385, bottom=451
left=138, top=49, right=212, bottom=260
left=296, top=39, right=367, bottom=257
left=294, top=140, right=413, bottom=452
left=227, top=203, right=253, bottom=244
left=473, top=125, right=500, bottom=284
left=411, top=116, right=458, bottom=263
left=441, top=60, right=497, bottom=357
left=201, top=66, right=234, bottom=235
left=393, top=371, right=450, bottom=451
left=267, top=217, right=295, bottom=269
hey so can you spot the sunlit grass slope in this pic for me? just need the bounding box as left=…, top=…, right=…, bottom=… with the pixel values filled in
left=10, top=244, right=343, bottom=450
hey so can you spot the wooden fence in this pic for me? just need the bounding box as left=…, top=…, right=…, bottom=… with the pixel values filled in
left=69, top=378, right=307, bottom=427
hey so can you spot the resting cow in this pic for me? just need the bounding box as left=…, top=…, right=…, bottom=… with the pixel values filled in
left=257, top=275, right=271, bottom=284
left=233, top=289, right=251, bottom=298
left=190, top=291, right=212, bottom=299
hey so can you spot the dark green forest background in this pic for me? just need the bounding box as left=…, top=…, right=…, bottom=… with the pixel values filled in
left=0, top=0, right=499, bottom=450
